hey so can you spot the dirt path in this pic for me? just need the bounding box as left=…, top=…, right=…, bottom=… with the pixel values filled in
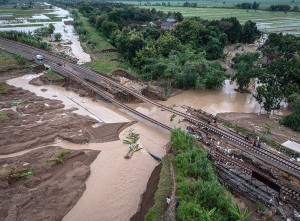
left=162, top=159, right=177, bottom=221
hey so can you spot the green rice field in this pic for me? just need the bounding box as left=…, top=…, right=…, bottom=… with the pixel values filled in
left=116, top=0, right=300, bottom=9
left=135, top=5, right=300, bottom=35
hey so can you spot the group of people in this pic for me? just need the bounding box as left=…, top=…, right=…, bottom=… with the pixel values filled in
left=207, top=118, right=218, bottom=127
left=246, top=134, right=262, bottom=148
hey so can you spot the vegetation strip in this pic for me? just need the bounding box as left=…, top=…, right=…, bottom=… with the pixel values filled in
left=171, top=128, right=250, bottom=220
left=71, top=10, right=133, bottom=75
left=144, top=157, right=172, bottom=221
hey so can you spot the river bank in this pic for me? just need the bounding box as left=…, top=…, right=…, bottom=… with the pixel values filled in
left=2, top=70, right=170, bottom=221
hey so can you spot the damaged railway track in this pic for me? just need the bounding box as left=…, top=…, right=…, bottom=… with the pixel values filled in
left=1, top=38, right=300, bottom=212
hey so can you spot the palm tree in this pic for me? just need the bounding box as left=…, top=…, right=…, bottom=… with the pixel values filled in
left=123, top=131, right=141, bottom=159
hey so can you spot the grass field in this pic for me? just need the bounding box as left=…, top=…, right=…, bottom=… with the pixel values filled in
left=77, top=12, right=135, bottom=75
left=0, top=49, right=25, bottom=71
left=135, top=5, right=300, bottom=35
left=116, top=0, right=300, bottom=9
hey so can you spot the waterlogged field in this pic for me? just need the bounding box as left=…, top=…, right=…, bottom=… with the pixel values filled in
left=135, top=6, right=300, bottom=35
left=116, top=0, right=300, bottom=9
left=0, top=4, right=66, bottom=28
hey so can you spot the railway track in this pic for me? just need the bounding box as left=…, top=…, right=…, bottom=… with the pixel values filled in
left=210, top=150, right=300, bottom=206
left=1, top=37, right=300, bottom=178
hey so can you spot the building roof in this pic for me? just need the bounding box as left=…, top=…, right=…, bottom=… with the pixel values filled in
left=166, top=16, right=176, bottom=23
left=282, top=140, right=300, bottom=153
left=161, top=21, right=175, bottom=30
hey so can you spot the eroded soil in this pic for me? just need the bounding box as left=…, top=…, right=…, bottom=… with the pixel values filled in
left=0, top=84, right=132, bottom=154
left=0, top=146, right=99, bottom=221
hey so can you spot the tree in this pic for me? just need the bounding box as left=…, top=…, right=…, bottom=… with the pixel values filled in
left=254, top=58, right=288, bottom=113
left=173, top=12, right=183, bottom=22
left=281, top=95, right=300, bottom=131
left=54, top=33, right=62, bottom=42
left=252, top=1, right=259, bottom=10
left=155, top=32, right=183, bottom=57
left=240, top=3, right=252, bottom=9
left=48, top=24, right=55, bottom=35
left=292, top=6, right=299, bottom=11
left=172, top=19, right=206, bottom=45
left=218, top=17, right=242, bottom=43
left=241, top=20, right=261, bottom=43
left=205, top=37, right=224, bottom=60
left=183, top=2, right=190, bottom=7
left=269, top=4, right=291, bottom=11
left=143, top=26, right=163, bottom=40
left=114, top=28, right=145, bottom=61
left=232, top=52, right=260, bottom=91
left=101, top=21, right=119, bottom=38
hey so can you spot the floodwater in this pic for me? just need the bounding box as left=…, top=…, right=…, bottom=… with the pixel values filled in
left=0, top=5, right=91, bottom=63
left=7, top=74, right=128, bottom=123
left=62, top=119, right=168, bottom=221
left=6, top=74, right=170, bottom=221
left=163, top=80, right=261, bottom=115
left=128, top=80, right=261, bottom=123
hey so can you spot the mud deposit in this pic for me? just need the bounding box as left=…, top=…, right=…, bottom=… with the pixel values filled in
left=130, top=163, right=162, bottom=221
left=0, top=84, right=131, bottom=154
left=0, top=146, right=99, bottom=221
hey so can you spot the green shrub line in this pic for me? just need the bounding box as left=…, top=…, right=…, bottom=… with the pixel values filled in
left=0, top=30, right=51, bottom=51
left=145, top=156, right=173, bottom=221
left=10, top=169, right=33, bottom=179
left=171, top=128, right=250, bottom=221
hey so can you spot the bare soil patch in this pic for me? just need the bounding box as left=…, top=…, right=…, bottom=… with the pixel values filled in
left=0, top=146, right=99, bottom=221
left=217, top=112, right=300, bottom=144
left=0, top=68, right=34, bottom=83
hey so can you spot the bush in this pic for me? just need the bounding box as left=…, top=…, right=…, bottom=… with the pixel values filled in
left=53, top=148, right=71, bottom=164
left=10, top=169, right=33, bottom=179
left=54, top=33, right=62, bottom=42
left=171, top=128, right=238, bottom=220
left=15, top=54, right=27, bottom=65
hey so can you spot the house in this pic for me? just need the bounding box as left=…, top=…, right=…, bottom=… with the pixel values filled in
left=160, top=16, right=176, bottom=31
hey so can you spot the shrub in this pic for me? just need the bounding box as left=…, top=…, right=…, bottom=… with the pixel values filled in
left=10, top=169, right=33, bottom=179
left=53, top=148, right=71, bottom=164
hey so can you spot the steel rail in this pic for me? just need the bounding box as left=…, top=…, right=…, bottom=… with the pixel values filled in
left=1, top=38, right=300, bottom=175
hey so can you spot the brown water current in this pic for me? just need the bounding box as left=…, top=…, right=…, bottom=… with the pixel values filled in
left=5, top=74, right=170, bottom=221
left=163, top=80, right=261, bottom=115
